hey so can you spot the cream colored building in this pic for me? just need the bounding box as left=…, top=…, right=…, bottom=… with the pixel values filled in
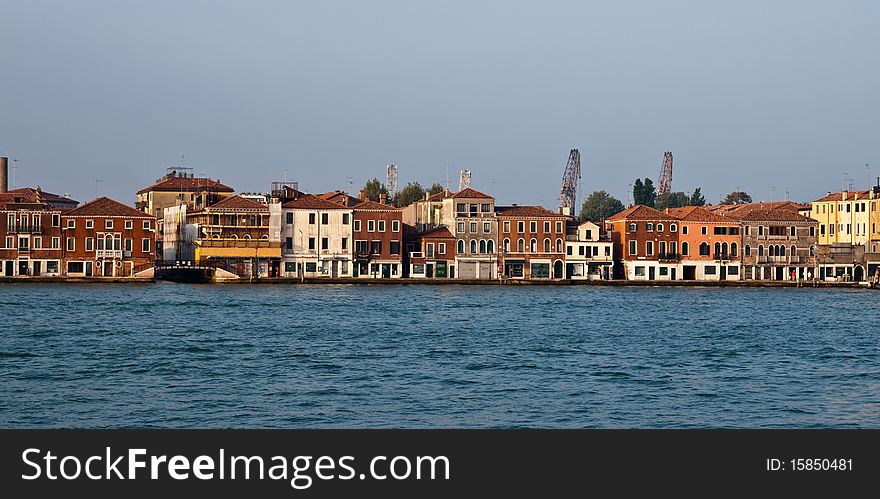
left=281, top=194, right=353, bottom=278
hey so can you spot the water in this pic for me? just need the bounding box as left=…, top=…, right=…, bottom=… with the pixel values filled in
left=1, top=283, right=878, bottom=428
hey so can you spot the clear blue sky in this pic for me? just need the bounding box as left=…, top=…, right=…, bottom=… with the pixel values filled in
left=1, top=0, right=878, bottom=207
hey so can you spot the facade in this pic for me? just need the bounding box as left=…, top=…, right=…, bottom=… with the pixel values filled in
left=0, top=191, right=63, bottom=277
left=446, top=188, right=499, bottom=279
left=136, top=170, right=235, bottom=220
left=667, top=206, right=742, bottom=281
left=281, top=194, right=353, bottom=278
left=187, top=196, right=282, bottom=278
left=6, top=187, right=78, bottom=210
left=401, top=189, right=453, bottom=231
left=564, top=221, right=613, bottom=280
left=734, top=208, right=818, bottom=281
left=496, top=205, right=568, bottom=279
left=867, top=186, right=880, bottom=280
left=406, top=226, right=456, bottom=278
left=810, top=190, right=872, bottom=281
left=607, top=205, right=681, bottom=281
left=61, top=197, right=156, bottom=277
left=351, top=199, right=404, bottom=278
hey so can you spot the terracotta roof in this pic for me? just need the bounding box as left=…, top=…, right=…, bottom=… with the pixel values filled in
left=318, top=191, right=362, bottom=206
left=65, top=197, right=151, bottom=218
left=352, top=199, right=401, bottom=211
left=496, top=205, right=568, bottom=218
left=137, top=176, right=234, bottom=194
left=607, top=205, right=678, bottom=222
left=708, top=201, right=805, bottom=216
left=667, top=206, right=738, bottom=223
left=813, top=190, right=872, bottom=203
left=0, top=192, right=52, bottom=210
left=739, top=209, right=816, bottom=222
left=206, top=195, right=267, bottom=210
left=451, top=187, right=493, bottom=199
left=417, top=226, right=454, bottom=239
left=427, top=190, right=453, bottom=201
left=282, top=194, right=350, bottom=210
left=7, top=187, right=78, bottom=205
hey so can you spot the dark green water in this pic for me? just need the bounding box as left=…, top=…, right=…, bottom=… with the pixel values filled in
left=1, top=283, right=878, bottom=428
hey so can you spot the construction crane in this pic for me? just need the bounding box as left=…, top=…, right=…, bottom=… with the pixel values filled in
left=559, top=149, right=581, bottom=216
left=386, top=164, right=398, bottom=200
left=657, top=151, right=673, bottom=197
left=459, top=170, right=472, bottom=191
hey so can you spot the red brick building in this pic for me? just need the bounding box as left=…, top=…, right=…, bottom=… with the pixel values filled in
left=1, top=190, right=64, bottom=277
left=406, top=226, right=456, bottom=278
left=607, top=205, right=681, bottom=280
left=351, top=198, right=403, bottom=278
left=62, top=197, right=156, bottom=277
left=496, top=205, right=569, bottom=279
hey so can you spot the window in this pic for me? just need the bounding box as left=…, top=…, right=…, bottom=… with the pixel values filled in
left=125, top=220, right=133, bottom=230
left=586, top=229, right=593, bottom=239
left=456, top=203, right=466, bottom=212
left=713, top=226, right=728, bottom=235
left=33, top=237, right=42, bottom=249
left=758, top=226, right=764, bottom=236
left=355, top=240, right=368, bottom=254
left=106, top=220, right=113, bottom=229
left=479, top=240, right=486, bottom=253
left=4, top=236, right=12, bottom=248
left=342, top=213, right=350, bottom=225
left=458, top=240, right=465, bottom=253
left=483, top=222, right=490, bottom=233
left=308, top=237, right=316, bottom=250
left=556, top=238, right=562, bottom=253
left=567, top=246, right=573, bottom=256
left=758, top=245, right=764, bottom=256
left=124, top=238, right=132, bottom=252
left=354, top=220, right=362, bottom=231
left=309, top=213, right=316, bottom=225
left=67, top=219, right=75, bottom=229
left=305, top=262, right=317, bottom=272
left=321, top=213, right=329, bottom=225
left=67, top=262, right=84, bottom=274
left=368, top=220, right=375, bottom=232
left=142, top=238, right=150, bottom=252
left=669, top=241, right=677, bottom=255
left=142, top=220, right=151, bottom=233
left=66, top=238, right=75, bottom=251
left=659, top=267, right=668, bottom=276
left=456, top=222, right=465, bottom=233
left=670, top=223, right=677, bottom=232
left=518, top=221, right=525, bottom=232
left=286, top=212, right=294, bottom=224
left=578, top=245, right=585, bottom=256
left=341, top=238, right=348, bottom=250
left=530, top=238, right=537, bottom=253
left=481, top=203, right=490, bottom=212
left=469, top=204, right=477, bottom=213
left=629, top=223, right=637, bottom=232
left=704, top=266, right=716, bottom=275
left=517, top=238, right=524, bottom=252
left=657, top=224, right=663, bottom=232
left=470, top=222, right=477, bottom=233
left=378, top=220, right=386, bottom=232
left=438, top=243, right=446, bottom=254
left=728, top=266, right=739, bottom=275
left=699, top=242, right=710, bottom=256
left=470, top=240, right=477, bottom=254
left=745, top=245, right=751, bottom=256
left=646, top=241, right=653, bottom=255
left=820, top=224, right=825, bottom=236
left=634, top=266, right=645, bottom=276
left=530, top=221, right=538, bottom=233
left=503, top=221, right=510, bottom=233
left=392, top=220, right=399, bottom=232
left=790, top=226, right=796, bottom=236
left=659, top=241, right=666, bottom=255
left=701, top=226, right=707, bottom=235
left=370, top=240, right=381, bottom=254
left=556, top=221, right=563, bottom=233
left=629, top=240, right=637, bottom=255
left=18, top=237, right=29, bottom=250
left=682, top=226, right=688, bottom=235
left=426, top=243, right=435, bottom=257
left=86, top=219, right=94, bottom=229
left=487, top=240, right=495, bottom=254
left=544, top=221, right=551, bottom=233
left=390, top=241, right=400, bottom=255
left=52, top=237, right=60, bottom=249
left=646, top=223, right=654, bottom=232
left=682, top=242, right=689, bottom=256
left=52, top=214, right=60, bottom=227
left=503, top=239, right=510, bottom=252
left=85, top=237, right=94, bottom=251
left=322, top=237, right=329, bottom=250
left=731, top=242, right=738, bottom=257
left=530, top=263, right=550, bottom=278
left=33, top=214, right=41, bottom=227
left=543, top=238, right=551, bottom=252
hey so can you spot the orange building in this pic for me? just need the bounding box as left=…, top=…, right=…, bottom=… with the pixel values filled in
left=667, top=206, right=741, bottom=281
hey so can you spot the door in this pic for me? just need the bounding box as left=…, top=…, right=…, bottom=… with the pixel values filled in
left=18, top=260, right=29, bottom=276
left=104, top=262, right=113, bottom=277
left=459, top=262, right=477, bottom=279
left=426, top=264, right=434, bottom=278
left=720, top=266, right=727, bottom=280
left=648, top=266, right=655, bottom=280
left=478, top=261, right=493, bottom=279
left=331, top=261, right=339, bottom=278
left=671, top=267, right=677, bottom=280
left=85, top=261, right=93, bottom=277
left=775, top=266, right=783, bottom=281
left=382, top=264, right=391, bottom=278
left=33, top=261, right=42, bottom=276
left=683, top=266, right=696, bottom=280
left=553, top=260, right=564, bottom=279
left=4, top=261, right=12, bottom=276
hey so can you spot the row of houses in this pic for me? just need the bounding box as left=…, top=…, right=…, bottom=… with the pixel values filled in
left=3, top=160, right=880, bottom=282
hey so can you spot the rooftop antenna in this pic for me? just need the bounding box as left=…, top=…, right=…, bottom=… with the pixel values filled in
left=12, top=158, right=17, bottom=189
left=866, top=163, right=871, bottom=188
left=770, top=186, right=775, bottom=202
left=345, top=176, right=353, bottom=192
left=784, top=188, right=790, bottom=201
left=95, top=179, right=103, bottom=198
left=841, top=172, right=848, bottom=192
left=445, top=162, right=450, bottom=191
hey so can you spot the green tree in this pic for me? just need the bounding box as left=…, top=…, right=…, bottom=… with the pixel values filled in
left=633, top=178, right=656, bottom=207
left=722, top=191, right=752, bottom=205
left=428, top=183, right=444, bottom=195
left=689, top=187, right=706, bottom=206
left=362, top=178, right=388, bottom=202
left=632, top=179, right=644, bottom=205
left=579, top=191, right=625, bottom=222
left=395, top=182, right=425, bottom=207
left=656, top=192, right=689, bottom=210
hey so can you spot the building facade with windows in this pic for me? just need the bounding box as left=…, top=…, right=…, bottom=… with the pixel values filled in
left=351, top=199, right=403, bottom=278
left=406, top=226, right=456, bottom=278
left=734, top=208, right=818, bottom=281
left=607, top=205, right=681, bottom=281
left=281, top=194, right=353, bottom=278
left=810, top=190, right=871, bottom=281
left=444, top=188, right=499, bottom=279
left=61, top=197, right=156, bottom=277
left=667, top=206, right=742, bottom=281
left=496, top=205, right=568, bottom=279
left=0, top=190, right=64, bottom=277
left=564, top=220, right=613, bottom=280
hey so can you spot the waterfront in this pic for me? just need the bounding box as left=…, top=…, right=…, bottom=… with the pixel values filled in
left=1, top=284, right=878, bottom=428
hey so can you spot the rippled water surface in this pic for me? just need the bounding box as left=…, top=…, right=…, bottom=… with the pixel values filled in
left=1, top=283, right=879, bottom=428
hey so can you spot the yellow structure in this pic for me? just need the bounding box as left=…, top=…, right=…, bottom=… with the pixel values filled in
left=810, top=190, right=871, bottom=246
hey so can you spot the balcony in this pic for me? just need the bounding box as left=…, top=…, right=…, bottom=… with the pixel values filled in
left=713, top=252, right=735, bottom=261
left=17, top=246, right=30, bottom=253
left=409, top=251, right=424, bottom=259
left=8, top=226, right=43, bottom=234
left=658, top=252, right=680, bottom=262
left=756, top=255, right=806, bottom=264
left=96, top=249, right=123, bottom=258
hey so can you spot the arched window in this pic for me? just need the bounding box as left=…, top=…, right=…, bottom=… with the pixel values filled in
left=790, top=245, right=797, bottom=257
left=543, top=238, right=551, bottom=253
left=503, top=238, right=510, bottom=253
left=744, top=244, right=750, bottom=256
left=682, top=241, right=689, bottom=256
left=243, top=234, right=251, bottom=240
left=479, top=240, right=486, bottom=254
left=487, top=240, right=495, bottom=254
left=231, top=234, right=239, bottom=240
left=657, top=224, right=664, bottom=232
left=260, top=234, right=269, bottom=240
left=556, top=238, right=563, bottom=253
left=714, top=242, right=721, bottom=257
left=758, top=245, right=764, bottom=256
left=530, top=238, right=537, bottom=253
left=721, top=242, right=728, bottom=256
left=670, top=223, right=677, bottom=232
left=699, top=242, right=709, bottom=256
left=517, top=238, right=524, bottom=252
left=731, top=242, right=738, bottom=257
left=457, top=240, right=465, bottom=253
left=470, top=240, right=477, bottom=254
left=809, top=245, right=816, bottom=256
left=779, top=245, right=786, bottom=257
left=769, top=245, right=775, bottom=256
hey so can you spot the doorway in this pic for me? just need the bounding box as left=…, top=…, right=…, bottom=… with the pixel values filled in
left=720, top=266, right=727, bottom=280
left=683, top=266, right=696, bottom=280
left=85, top=261, right=93, bottom=277
left=426, top=264, right=434, bottom=278
left=4, top=261, right=12, bottom=276
left=553, top=260, right=564, bottom=279
left=18, top=260, right=29, bottom=276
left=670, top=267, right=677, bottom=280
left=331, top=261, right=339, bottom=278
left=103, top=261, right=113, bottom=277
left=775, top=266, right=784, bottom=281
left=382, top=264, right=391, bottom=278
left=33, top=261, right=42, bottom=276
left=648, top=266, right=656, bottom=280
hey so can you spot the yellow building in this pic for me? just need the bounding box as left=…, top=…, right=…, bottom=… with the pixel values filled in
left=810, top=190, right=872, bottom=281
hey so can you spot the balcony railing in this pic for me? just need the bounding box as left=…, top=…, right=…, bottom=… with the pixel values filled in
left=658, top=252, right=680, bottom=261
left=96, top=249, right=123, bottom=258
left=756, top=255, right=806, bottom=264
left=8, top=226, right=43, bottom=234
left=713, top=252, right=735, bottom=261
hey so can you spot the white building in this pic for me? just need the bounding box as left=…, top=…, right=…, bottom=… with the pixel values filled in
left=281, top=195, right=353, bottom=278
left=565, top=221, right=613, bottom=280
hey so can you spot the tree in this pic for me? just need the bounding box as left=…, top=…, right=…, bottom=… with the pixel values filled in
left=579, top=191, right=625, bottom=222
left=362, top=178, right=388, bottom=202
left=633, top=178, right=656, bottom=207
left=656, top=192, right=689, bottom=210
left=689, top=187, right=706, bottom=206
left=722, top=191, right=752, bottom=205
left=395, top=182, right=425, bottom=207
left=428, top=183, right=444, bottom=195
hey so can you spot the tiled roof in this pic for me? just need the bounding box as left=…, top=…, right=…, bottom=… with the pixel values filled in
left=451, top=187, right=493, bottom=199
left=496, top=205, right=567, bottom=218
left=206, top=195, right=267, bottom=210
left=667, top=206, right=738, bottom=223
left=739, top=209, right=816, bottom=222
left=813, top=190, right=872, bottom=203
left=65, top=197, right=151, bottom=218
left=607, top=205, right=678, bottom=222
left=137, top=176, right=234, bottom=194
left=352, top=199, right=401, bottom=211
left=318, top=191, right=362, bottom=206
left=417, top=226, right=454, bottom=239
left=8, top=187, right=78, bottom=205
left=0, top=192, right=51, bottom=210
left=708, top=201, right=805, bottom=216
left=282, top=194, right=350, bottom=210
left=427, top=190, right=452, bottom=201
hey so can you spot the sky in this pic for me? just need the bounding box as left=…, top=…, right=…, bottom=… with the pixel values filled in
left=1, top=0, right=878, bottom=207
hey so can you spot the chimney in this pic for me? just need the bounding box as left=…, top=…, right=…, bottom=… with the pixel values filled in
left=379, top=193, right=387, bottom=205
left=425, top=191, right=429, bottom=201
left=0, top=157, right=7, bottom=193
